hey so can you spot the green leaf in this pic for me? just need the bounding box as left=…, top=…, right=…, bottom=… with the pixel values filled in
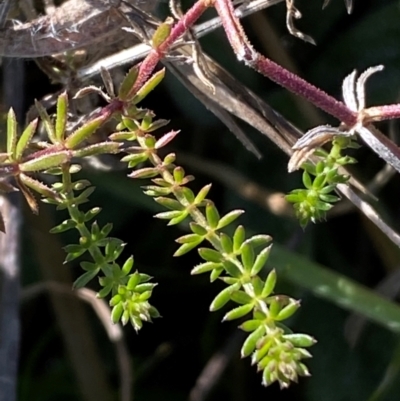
left=241, top=325, right=266, bottom=358
left=230, top=290, right=253, bottom=305
left=206, top=202, right=220, bottom=229
left=65, top=116, right=105, bottom=149
left=275, top=301, right=300, bottom=321
left=190, top=222, right=207, bottom=236
left=174, top=240, right=203, bottom=257
left=56, top=92, right=68, bottom=141
left=151, top=19, right=172, bottom=48
left=223, top=303, right=254, bottom=321
left=15, top=118, right=38, bottom=161
left=122, top=256, right=134, bottom=275
left=20, top=151, right=70, bottom=172
left=241, top=243, right=255, bottom=272
left=73, top=269, right=99, bottom=288
left=191, top=262, right=221, bottom=275
left=154, top=210, right=184, bottom=220
left=198, top=247, right=223, bottom=263
left=261, top=269, right=277, bottom=298
left=251, top=245, right=272, bottom=276
left=239, top=319, right=262, bottom=332
left=209, top=283, right=241, bottom=311
left=133, top=69, right=165, bottom=104
left=118, top=66, right=139, bottom=100
left=194, top=184, right=212, bottom=204
left=241, top=235, right=272, bottom=250
left=220, top=233, right=233, bottom=254
left=111, top=303, right=124, bottom=323
left=221, top=260, right=242, bottom=278
left=73, top=142, right=120, bottom=158
left=283, top=333, right=316, bottom=347
left=217, top=210, right=244, bottom=229
left=233, top=226, right=245, bottom=253
left=127, top=271, right=140, bottom=290
left=302, top=170, right=313, bottom=189
left=155, top=197, right=184, bottom=210
left=50, top=219, right=76, bottom=234
left=7, top=108, right=17, bottom=159
left=35, top=100, right=57, bottom=143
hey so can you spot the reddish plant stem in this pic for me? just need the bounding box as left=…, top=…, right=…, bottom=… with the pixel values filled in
left=214, top=0, right=358, bottom=126
left=128, top=0, right=210, bottom=97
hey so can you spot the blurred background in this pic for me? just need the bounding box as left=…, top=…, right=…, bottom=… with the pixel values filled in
left=3, top=0, right=400, bottom=400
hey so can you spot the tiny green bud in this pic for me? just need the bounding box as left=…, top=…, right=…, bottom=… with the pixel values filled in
left=127, top=271, right=140, bottom=290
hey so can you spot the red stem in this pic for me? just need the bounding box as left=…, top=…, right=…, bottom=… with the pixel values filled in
left=128, top=0, right=210, bottom=97
left=214, top=0, right=358, bottom=126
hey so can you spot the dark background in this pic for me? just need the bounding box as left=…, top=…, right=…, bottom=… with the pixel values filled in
left=8, top=0, right=400, bottom=400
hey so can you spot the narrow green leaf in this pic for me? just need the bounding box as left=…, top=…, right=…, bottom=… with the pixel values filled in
left=242, top=235, right=272, bottom=250
left=118, top=66, right=139, bottom=100
left=206, top=202, right=220, bottom=229
left=73, top=142, right=120, bottom=158
left=194, top=184, right=212, bottom=204
left=15, top=118, right=38, bottom=160
left=190, top=222, right=207, bottom=236
left=122, top=256, right=134, bottom=275
left=198, top=248, right=223, bottom=263
left=220, top=233, right=233, bottom=254
left=241, top=325, right=266, bottom=358
left=283, top=333, right=316, bottom=347
left=276, top=301, right=300, bottom=321
left=239, top=319, right=262, bottom=332
left=111, top=303, right=124, bottom=323
left=7, top=108, right=17, bottom=158
left=230, top=290, right=253, bottom=305
left=129, top=167, right=159, bottom=179
left=133, top=69, right=165, bottom=104
left=35, top=100, right=57, bottom=143
left=155, top=196, right=184, bottom=210
left=191, top=262, right=221, bottom=275
left=233, top=225, right=245, bottom=253
left=65, top=116, right=105, bottom=149
left=73, top=269, right=99, bottom=288
left=221, top=260, right=242, bottom=278
left=251, top=245, right=272, bottom=276
left=174, top=240, right=203, bottom=257
left=261, top=269, right=277, bottom=298
left=151, top=19, right=172, bottom=48
left=302, top=170, right=313, bottom=189
left=127, top=271, right=140, bottom=290
left=223, top=303, right=254, bottom=321
left=209, top=283, right=241, bottom=311
left=252, top=337, right=273, bottom=364
left=241, top=243, right=255, bottom=271
left=49, top=219, right=76, bottom=234
left=56, top=92, right=68, bottom=141
left=154, top=210, right=183, bottom=220
left=217, top=210, right=245, bottom=229
left=20, top=151, right=69, bottom=172
left=168, top=211, right=189, bottom=225
left=173, top=166, right=185, bottom=184
left=176, top=233, right=202, bottom=244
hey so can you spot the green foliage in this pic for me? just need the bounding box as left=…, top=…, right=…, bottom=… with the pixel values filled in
left=0, top=43, right=315, bottom=389
left=286, top=136, right=358, bottom=227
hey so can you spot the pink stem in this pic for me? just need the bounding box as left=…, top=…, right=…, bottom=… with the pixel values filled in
left=129, top=0, right=210, bottom=97
left=214, top=0, right=358, bottom=126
